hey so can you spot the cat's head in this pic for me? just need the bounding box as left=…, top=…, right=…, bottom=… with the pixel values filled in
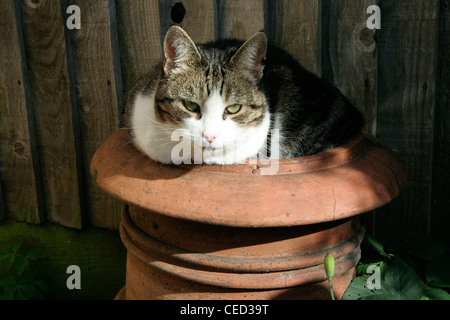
left=153, top=26, right=270, bottom=163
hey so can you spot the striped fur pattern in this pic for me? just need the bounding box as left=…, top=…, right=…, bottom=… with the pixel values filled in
left=123, top=26, right=363, bottom=164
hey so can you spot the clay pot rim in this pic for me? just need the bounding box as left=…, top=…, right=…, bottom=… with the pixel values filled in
left=91, top=130, right=406, bottom=228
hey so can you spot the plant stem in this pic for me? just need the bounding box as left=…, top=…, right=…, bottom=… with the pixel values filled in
left=328, top=278, right=335, bottom=300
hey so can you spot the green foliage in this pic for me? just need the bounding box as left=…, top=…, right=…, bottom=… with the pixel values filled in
left=0, top=242, right=49, bottom=300
left=343, top=233, right=450, bottom=300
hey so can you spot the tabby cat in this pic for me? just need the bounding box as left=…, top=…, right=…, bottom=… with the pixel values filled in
left=123, top=26, right=363, bottom=165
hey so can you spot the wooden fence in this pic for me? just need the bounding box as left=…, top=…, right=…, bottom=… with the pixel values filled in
left=0, top=0, right=448, bottom=246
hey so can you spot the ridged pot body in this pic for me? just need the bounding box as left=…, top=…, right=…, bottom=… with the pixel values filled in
left=119, top=204, right=363, bottom=300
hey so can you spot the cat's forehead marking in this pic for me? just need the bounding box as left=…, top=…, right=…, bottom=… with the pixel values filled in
left=204, top=63, right=225, bottom=97
left=201, top=47, right=228, bottom=63
left=203, top=89, right=225, bottom=113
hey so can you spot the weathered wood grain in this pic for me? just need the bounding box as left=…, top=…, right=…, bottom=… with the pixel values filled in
left=268, top=0, right=320, bottom=75
left=217, top=0, right=265, bottom=40
left=431, top=0, right=450, bottom=247
left=67, top=0, right=122, bottom=229
left=0, top=0, right=44, bottom=224
left=117, top=0, right=163, bottom=93
left=20, top=0, right=83, bottom=228
left=375, top=0, right=438, bottom=238
left=321, top=0, right=378, bottom=134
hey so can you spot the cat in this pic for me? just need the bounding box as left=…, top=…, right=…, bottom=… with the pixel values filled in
left=123, top=26, right=364, bottom=165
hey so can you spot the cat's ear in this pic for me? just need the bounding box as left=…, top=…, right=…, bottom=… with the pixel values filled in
left=230, top=31, right=267, bottom=80
left=163, top=26, right=201, bottom=75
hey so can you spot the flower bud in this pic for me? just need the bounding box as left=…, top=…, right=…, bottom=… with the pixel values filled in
left=324, top=253, right=335, bottom=280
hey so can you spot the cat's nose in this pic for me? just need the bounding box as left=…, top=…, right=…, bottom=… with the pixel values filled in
left=202, top=133, right=217, bottom=144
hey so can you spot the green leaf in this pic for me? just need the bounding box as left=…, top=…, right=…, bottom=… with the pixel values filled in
left=2, top=287, right=18, bottom=300
left=2, top=253, right=15, bottom=270
left=344, top=257, right=426, bottom=300
left=15, top=258, right=29, bottom=276
left=18, top=273, right=35, bottom=284
left=9, top=242, right=21, bottom=255
left=0, top=252, right=13, bottom=268
left=426, top=252, right=450, bottom=288
left=342, top=276, right=372, bottom=300
left=342, top=276, right=396, bottom=300
left=383, top=257, right=425, bottom=300
left=25, top=250, right=45, bottom=261
left=20, top=283, right=44, bottom=300
left=363, top=292, right=398, bottom=300
left=423, top=286, right=450, bottom=300
left=364, top=234, right=394, bottom=259
left=0, top=252, right=12, bottom=263
left=356, top=260, right=387, bottom=278
left=0, top=276, right=18, bottom=290
left=0, top=276, right=18, bottom=300
left=15, top=288, right=29, bottom=300
left=33, top=279, right=50, bottom=293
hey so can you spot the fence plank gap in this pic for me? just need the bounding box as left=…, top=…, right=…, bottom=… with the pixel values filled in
left=431, top=0, right=450, bottom=247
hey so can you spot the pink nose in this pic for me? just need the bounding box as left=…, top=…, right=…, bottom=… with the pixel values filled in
left=202, top=133, right=217, bottom=144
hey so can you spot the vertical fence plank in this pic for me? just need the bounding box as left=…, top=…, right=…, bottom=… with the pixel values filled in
left=67, top=0, right=122, bottom=229
left=0, top=0, right=44, bottom=224
left=268, top=0, right=320, bottom=75
left=20, top=0, right=83, bottom=228
left=217, top=0, right=264, bottom=40
left=375, top=0, right=438, bottom=238
left=159, top=0, right=215, bottom=44
left=321, top=0, right=378, bottom=134
left=431, top=0, right=450, bottom=247
left=116, top=0, right=162, bottom=93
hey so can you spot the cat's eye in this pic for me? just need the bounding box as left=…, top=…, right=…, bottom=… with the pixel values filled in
left=225, top=104, right=242, bottom=115
left=184, top=100, right=200, bottom=113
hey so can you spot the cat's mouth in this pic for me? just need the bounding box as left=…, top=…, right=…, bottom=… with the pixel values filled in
left=201, top=145, right=223, bottom=151
left=193, top=140, right=224, bottom=151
